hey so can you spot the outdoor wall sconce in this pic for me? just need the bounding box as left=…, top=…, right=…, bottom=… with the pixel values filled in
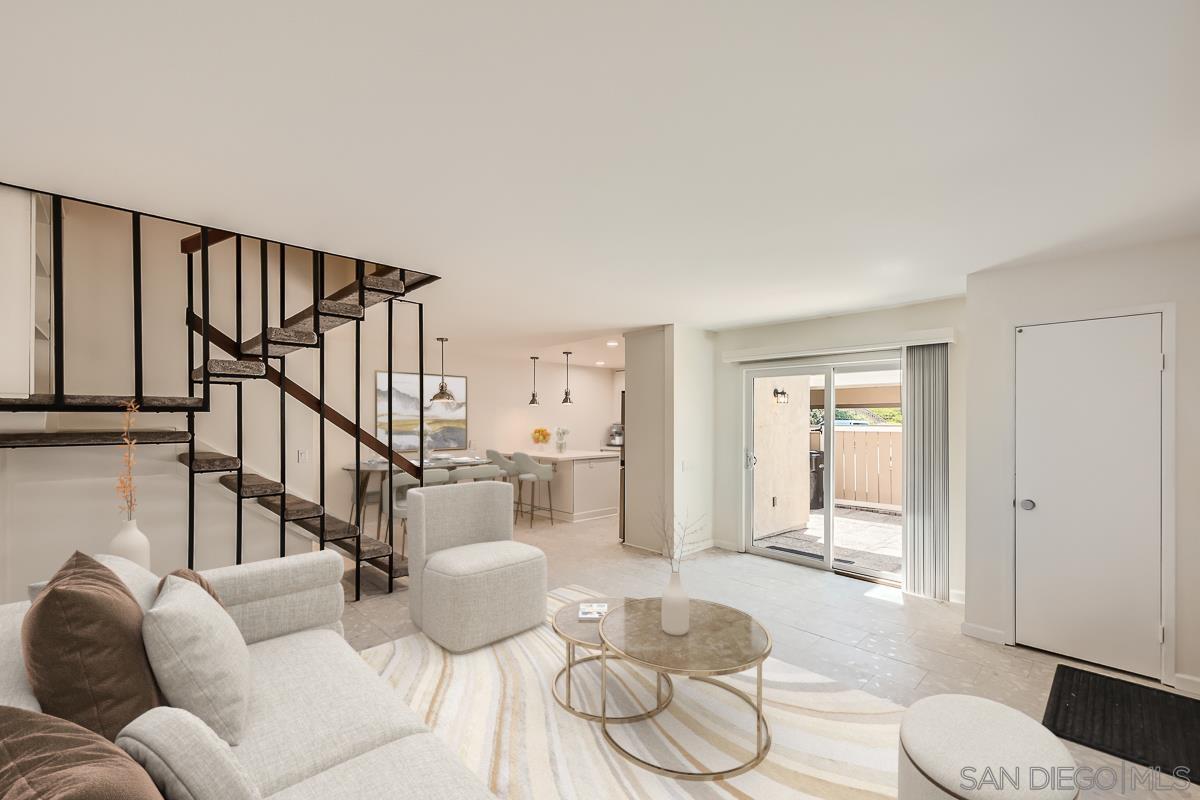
left=774, top=388, right=789, bottom=404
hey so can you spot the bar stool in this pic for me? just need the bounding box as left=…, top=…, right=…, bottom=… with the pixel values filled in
left=487, top=450, right=523, bottom=522
left=513, top=452, right=555, bottom=528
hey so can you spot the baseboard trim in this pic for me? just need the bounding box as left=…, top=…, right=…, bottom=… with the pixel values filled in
left=1172, top=672, right=1200, bottom=698
left=961, top=621, right=1007, bottom=644
left=949, top=589, right=966, bottom=605
left=525, top=505, right=616, bottom=523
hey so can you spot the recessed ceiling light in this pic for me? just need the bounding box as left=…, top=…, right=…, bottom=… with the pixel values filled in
left=595, top=361, right=605, bottom=366
left=605, top=340, right=619, bottom=348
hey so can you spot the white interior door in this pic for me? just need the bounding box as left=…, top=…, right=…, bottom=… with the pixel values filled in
left=1015, top=313, right=1162, bottom=678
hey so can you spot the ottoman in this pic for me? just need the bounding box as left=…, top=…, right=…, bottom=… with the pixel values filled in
left=899, top=694, right=1077, bottom=799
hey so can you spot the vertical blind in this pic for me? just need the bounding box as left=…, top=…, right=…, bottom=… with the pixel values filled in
left=903, top=343, right=950, bottom=600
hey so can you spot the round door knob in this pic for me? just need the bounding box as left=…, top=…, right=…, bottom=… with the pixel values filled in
left=1020, top=499, right=1036, bottom=510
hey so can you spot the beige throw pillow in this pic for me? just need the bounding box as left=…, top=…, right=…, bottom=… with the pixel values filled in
left=143, top=575, right=250, bottom=745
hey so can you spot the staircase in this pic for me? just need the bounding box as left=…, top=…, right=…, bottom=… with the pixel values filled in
left=0, top=184, right=438, bottom=600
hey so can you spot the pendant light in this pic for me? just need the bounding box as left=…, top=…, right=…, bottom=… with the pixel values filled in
left=528, top=356, right=540, bottom=405
left=561, top=351, right=574, bottom=404
left=428, top=337, right=456, bottom=404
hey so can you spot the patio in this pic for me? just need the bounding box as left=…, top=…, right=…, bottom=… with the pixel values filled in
left=754, top=505, right=902, bottom=578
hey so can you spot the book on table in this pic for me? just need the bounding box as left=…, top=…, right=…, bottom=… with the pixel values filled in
left=578, top=602, right=608, bottom=621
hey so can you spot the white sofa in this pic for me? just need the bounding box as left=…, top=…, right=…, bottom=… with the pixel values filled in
left=0, top=551, right=494, bottom=800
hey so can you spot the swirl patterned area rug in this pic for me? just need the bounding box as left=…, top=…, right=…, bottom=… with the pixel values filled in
left=359, top=586, right=902, bottom=799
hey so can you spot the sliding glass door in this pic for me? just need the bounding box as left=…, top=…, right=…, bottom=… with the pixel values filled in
left=744, top=356, right=903, bottom=582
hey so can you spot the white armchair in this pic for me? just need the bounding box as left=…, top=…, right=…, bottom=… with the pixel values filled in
left=408, top=482, right=547, bottom=653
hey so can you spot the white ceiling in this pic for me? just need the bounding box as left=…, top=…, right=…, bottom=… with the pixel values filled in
left=2, top=2, right=1198, bottom=354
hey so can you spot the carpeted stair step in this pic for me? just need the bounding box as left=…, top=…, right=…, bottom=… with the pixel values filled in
left=241, top=326, right=320, bottom=358
left=295, top=514, right=359, bottom=542
left=0, top=429, right=191, bottom=448
left=178, top=451, right=241, bottom=473
left=218, top=472, right=284, bottom=498
left=257, top=493, right=324, bottom=521
left=190, top=359, right=267, bottom=384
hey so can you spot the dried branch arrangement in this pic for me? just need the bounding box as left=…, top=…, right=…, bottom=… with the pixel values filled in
left=116, top=400, right=138, bottom=521
left=653, top=506, right=706, bottom=573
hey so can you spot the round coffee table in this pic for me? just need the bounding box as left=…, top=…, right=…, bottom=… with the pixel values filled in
left=551, top=597, right=673, bottom=723
left=598, top=597, right=772, bottom=781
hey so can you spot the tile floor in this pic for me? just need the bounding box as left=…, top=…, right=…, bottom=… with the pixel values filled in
left=343, top=513, right=1196, bottom=798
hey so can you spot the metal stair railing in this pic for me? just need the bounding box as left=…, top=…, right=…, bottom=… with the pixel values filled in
left=0, top=181, right=437, bottom=600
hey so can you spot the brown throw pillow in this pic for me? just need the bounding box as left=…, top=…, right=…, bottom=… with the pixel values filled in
left=0, top=705, right=161, bottom=799
left=156, top=568, right=222, bottom=606
left=21, top=552, right=161, bottom=741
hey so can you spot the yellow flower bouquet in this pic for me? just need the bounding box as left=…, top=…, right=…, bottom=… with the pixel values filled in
left=531, top=427, right=551, bottom=445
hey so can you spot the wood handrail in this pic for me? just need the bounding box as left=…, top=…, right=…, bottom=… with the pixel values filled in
left=187, top=313, right=420, bottom=479
left=180, top=229, right=235, bottom=253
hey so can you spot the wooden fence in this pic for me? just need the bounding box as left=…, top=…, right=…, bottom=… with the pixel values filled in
left=830, top=427, right=902, bottom=509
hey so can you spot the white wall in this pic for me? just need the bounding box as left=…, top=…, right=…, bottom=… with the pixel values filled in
left=711, top=298, right=968, bottom=600
left=622, top=325, right=716, bottom=557
left=963, top=236, right=1200, bottom=690
left=671, top=326, right=715, bottom=554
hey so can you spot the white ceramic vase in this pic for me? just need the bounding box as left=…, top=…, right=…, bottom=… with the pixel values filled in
left=107, top=518, right=150, bottom=570
left=661, top=570, right=690, bottom=636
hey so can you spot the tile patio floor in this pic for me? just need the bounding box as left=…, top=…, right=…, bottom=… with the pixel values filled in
left=754, top=506, right=903, bottom=578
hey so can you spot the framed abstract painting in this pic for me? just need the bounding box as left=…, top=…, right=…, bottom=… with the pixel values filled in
left=375, top=371, right=468, bottom=451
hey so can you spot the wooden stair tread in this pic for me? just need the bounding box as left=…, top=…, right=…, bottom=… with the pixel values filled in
left=218, top=473, right=284, bottom=498
left=241, top=327, right=320, bottom=358
left=317, top=299, right=365, bottom=319
left=0, top=429, right=191, bottom=448
left=257, top=493, right=324, bottom=521
left=365, top=553, right=409, bottom=578
left=257, top=268, right=422, bottom=345
left=295, top=514, right=358, bottom=542
left=362, top=273, right=406, bottom=296
left=0, top=394, right=203, bottom=411
left=178, top=451, right=241, bottom=472
left=329, top=534, right=392, bottom=561
left=191, top=359, right=266, bottom=383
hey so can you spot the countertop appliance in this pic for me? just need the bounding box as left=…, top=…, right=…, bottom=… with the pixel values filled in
left=607, top=422, right=624, bottom=447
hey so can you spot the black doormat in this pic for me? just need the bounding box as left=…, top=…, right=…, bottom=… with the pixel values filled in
left=1042, top=665, right=1199, bottom=779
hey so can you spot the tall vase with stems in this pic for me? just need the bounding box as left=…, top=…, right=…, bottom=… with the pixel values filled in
left=107, top=401, right=151, bottom=569
left=662, top=568, right=689, bottom=635
left=659, top=511, right=703, bottom=636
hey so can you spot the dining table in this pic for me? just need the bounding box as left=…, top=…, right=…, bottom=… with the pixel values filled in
left=342, top=454, right=495, bottom=535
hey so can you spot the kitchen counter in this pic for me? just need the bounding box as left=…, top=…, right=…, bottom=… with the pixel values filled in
left=502, top=449, right=620, bottom=522
left=502, top=449, right=619, bottom=463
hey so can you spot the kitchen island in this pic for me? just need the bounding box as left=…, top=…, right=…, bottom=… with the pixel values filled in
left=502, top=449, right=620, bottom=523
